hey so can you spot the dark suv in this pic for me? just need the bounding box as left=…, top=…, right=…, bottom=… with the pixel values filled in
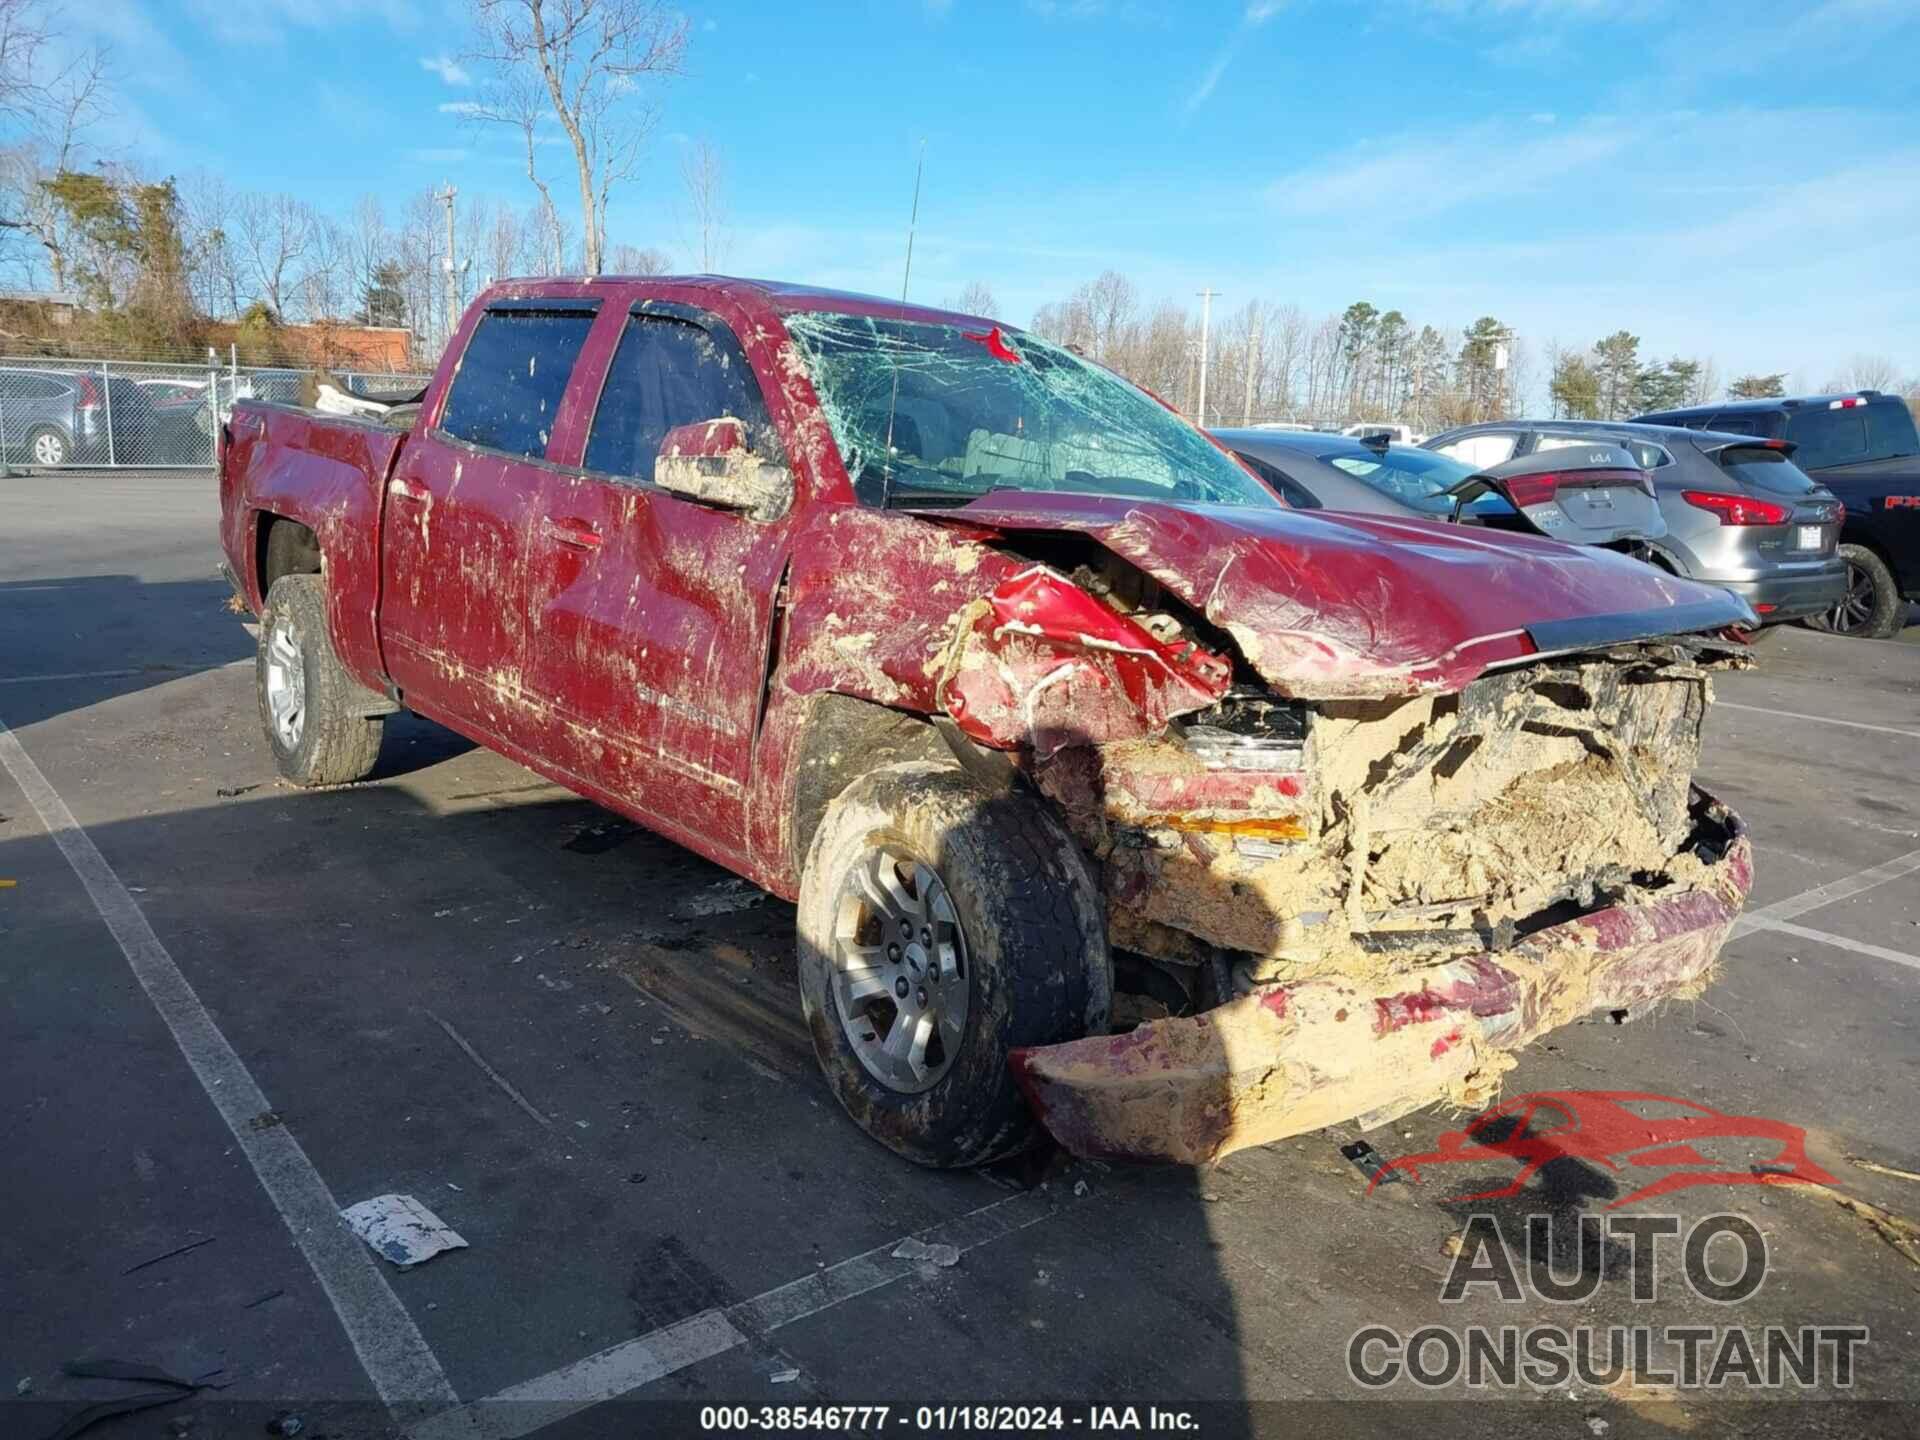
left=1635, top=392, right=1919, bottom=637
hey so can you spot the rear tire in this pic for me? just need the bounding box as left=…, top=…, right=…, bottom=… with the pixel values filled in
left=797, top=762, right=1110, bottom=1167
left=256, top=574, right=385, bottom=786
left=1808, top=545, right=1908, bottom=640
left=26, top=426, right=69, bottom=468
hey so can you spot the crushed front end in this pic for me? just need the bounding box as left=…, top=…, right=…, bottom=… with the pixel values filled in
left=934, top=552, right=1756, bottom=1164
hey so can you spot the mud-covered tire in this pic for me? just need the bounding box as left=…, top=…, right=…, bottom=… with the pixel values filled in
left=797, top=762, right=1111, bottom=1168
left=256, top=574, right=385, bottom=786
left=1808, top=544, right=1908, bottom=640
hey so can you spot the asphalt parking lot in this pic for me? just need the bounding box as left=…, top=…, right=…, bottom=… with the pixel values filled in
left=3, top=469, right=1918, bottom=1440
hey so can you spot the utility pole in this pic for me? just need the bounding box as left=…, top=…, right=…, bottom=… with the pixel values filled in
left=436, top=184, right=458, bottom=352
left=1196, top=288, right=1219, bottom=426
left=1242, top=305, right=1262, bottom=426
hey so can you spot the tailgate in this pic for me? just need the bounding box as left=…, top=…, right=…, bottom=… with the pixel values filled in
left=1527, top=475, right=1665, bottom=544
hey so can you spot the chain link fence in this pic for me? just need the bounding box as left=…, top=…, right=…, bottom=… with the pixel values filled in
left=0, top=357, right=432, bottom=471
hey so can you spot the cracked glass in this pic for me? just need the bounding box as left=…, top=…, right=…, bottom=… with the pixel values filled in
left=782, top=312, right=1279, bottom=511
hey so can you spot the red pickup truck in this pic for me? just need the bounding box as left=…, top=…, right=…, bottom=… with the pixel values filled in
left=219, top=276, right=1758, bottom=1168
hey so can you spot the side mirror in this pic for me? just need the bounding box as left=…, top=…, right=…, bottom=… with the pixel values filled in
left=653, top=417, right=792, bottom=522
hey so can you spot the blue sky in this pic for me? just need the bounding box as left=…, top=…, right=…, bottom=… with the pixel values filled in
left=67, top=0, right=1920, bottom=385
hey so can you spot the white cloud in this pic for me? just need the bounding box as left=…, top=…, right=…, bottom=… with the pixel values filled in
left=1184, top=51, right=1233, bottom=113
left=1181, top=2, right=1284, bottom=115
left=421, top=54, right=472, bottom=86
left=1267, top=115, right=1639, bottom=216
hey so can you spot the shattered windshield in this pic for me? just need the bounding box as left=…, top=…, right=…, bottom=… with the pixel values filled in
left=782, top=312, right=1278, bottom=510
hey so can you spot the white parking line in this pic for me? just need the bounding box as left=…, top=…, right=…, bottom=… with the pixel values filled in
left=0, top=659, right=253, bottom=687
left=0, top=717, right=461, bottom=1416
left=1747, top=918, right=1920, bottom=973
left=1732, top=847, right=1920, bottom=937
left=408, top=1188, right=1066, bottom=1440
left=1715, top=701, right=1920, bottom=741
left=0, top=667, right=142, bottom=686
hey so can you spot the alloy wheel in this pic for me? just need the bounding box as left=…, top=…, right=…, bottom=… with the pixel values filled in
left=264, top=617, right=307, bottom=748
left=831, top=847, right=970, bottom=1094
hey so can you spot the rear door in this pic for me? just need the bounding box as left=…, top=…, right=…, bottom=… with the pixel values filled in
left=379, top=299, right=599, bottom=744
left=524, top=302, right=794, bottom=856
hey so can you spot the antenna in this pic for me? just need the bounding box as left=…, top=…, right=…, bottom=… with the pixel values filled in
left=878, top=140, right=926, bottom=512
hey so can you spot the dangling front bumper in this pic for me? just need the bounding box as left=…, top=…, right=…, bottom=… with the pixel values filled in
left=1010, top=791, right=1751, bottom=1166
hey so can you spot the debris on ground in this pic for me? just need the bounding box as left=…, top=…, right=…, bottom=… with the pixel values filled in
left=892, top=1237, right=960, bottom=1267
left=266, top=1412, right=304, bottom=1436
left=341, top=1194, right=468, bottom=1268
left=15, top=1376, right=30, bottom=1395
left=1073, top=1180, right=1089, bottom=1197
left=770, top=1369, right=800, bottom=1384
left=242, top=1290, right=283, bottom=1309
left=43, top=1359, right=215, bottom=1440
left=672, top=877, right=766, bottom=918
left=1340, top=1140, right=1399, bottom=1185
left=214, top=784, right=259, bottom=799
left=121, top=1235, right=218, bottom=1275
left=1850, top=1156, right=1920, bottom=1184
left=1784, top=1180, right=1920, bottom=1270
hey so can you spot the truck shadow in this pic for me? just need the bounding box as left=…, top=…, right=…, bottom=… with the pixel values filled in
left=0, top=574, right=254, bottom=729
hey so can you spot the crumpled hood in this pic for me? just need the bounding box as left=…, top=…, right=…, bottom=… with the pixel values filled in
left=934, top=492, right=1756, bottom=699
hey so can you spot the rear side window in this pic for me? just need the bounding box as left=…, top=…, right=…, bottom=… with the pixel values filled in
left=1233, top=451, right=1320, bottom=508
left=1538, top=432, right=1670, bottom=468
left=1432, top=432, right=1516, bottom=468
left=584, top=314, right=778, bottom=483
left=1785, top=401, right=1920, bottom=470
left=1716, top=445, right=1819, bottom=495
left=439, top=307, right=597, bottom=459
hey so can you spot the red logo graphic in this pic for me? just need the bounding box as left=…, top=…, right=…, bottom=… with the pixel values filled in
left=962, top=326, right=1023, bottom=365
left=1370, top=1090, right=1835, bottom=1209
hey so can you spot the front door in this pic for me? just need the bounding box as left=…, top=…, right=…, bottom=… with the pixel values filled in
left=525, top=307, right=793, bottom=855
left=379, top=300, right=599, bottom=746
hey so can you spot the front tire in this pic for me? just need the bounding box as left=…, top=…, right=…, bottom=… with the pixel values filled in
left=256, top=574, right=385, bottom=786
left=1809, top=545, right=1908, bottom=640
left=797, top=762, right=1110, bottom=1167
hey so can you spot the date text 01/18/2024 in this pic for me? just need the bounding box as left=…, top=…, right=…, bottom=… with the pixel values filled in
left=698, top=1406, right=1201, bottom=1432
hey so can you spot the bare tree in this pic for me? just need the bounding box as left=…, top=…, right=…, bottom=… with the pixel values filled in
left=467, top=0, right=687, bottom=275
left=606, top=241, right=670, bottom=274
left=299, top=213, right=350, bottom=323
left=235, top=192, right=312, bottom=317
left=179, top=171, right=241, bottom=319
left=679, top=135, right=727, bottom=271
left=346, top=194, right=389, bottom=320
left=1829, top=353, right=1902, bottom=393
left=0, top=21, right=108, bottom=289
left=948, top=280, right=997, bottom=318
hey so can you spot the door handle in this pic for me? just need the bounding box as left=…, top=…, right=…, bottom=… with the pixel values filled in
left=542, top=516, right=603, bottom=551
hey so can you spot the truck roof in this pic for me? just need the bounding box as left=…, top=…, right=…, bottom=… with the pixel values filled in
left=483, top=272, right=991, bottom=327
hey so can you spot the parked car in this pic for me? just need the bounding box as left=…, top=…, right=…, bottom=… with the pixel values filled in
left=1424, top=419, right=1846, bottom=630
left=0, top=365, right=109, bottom=467
left=219, top=276, right=1757, bottom=1169
left=1339, top=421, right=1422, bottom=445
left=1216, top=428, right=1668, bottom=550
left=1634, top=391, right=1919, bottom=637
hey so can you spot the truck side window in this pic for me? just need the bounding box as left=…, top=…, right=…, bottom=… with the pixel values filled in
left=438, top=308, right=596, bottom=460
left=584, top=314, right=780, bottom=483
